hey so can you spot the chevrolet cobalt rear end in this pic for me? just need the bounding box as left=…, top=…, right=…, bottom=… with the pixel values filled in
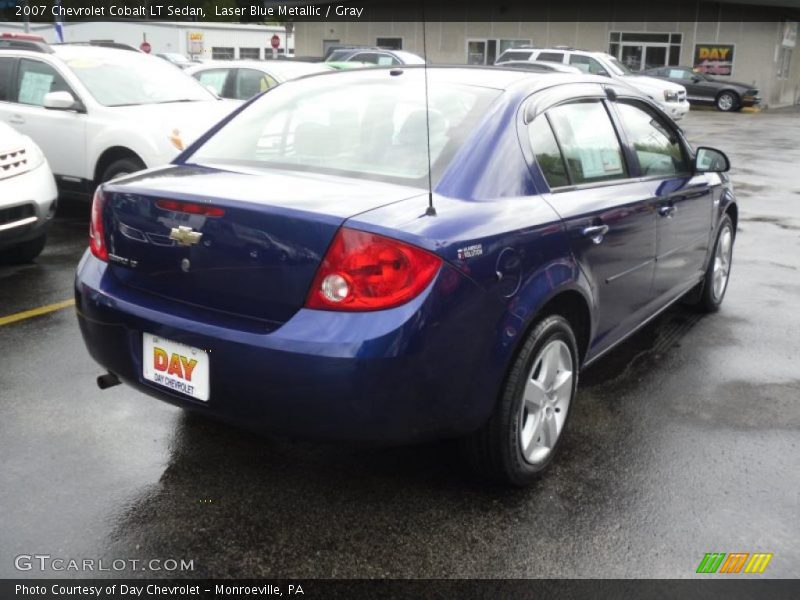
left=76, top=67, right=736, bottom=485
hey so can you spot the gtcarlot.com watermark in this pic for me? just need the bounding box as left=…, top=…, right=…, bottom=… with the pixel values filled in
left=14, top=554, right=194, bottom=573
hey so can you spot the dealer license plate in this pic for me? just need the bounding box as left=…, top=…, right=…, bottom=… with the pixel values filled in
left=142, top=333, right=209, bottom=401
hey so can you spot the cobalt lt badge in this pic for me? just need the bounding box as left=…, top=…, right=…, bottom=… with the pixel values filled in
left=169, top=225, right=202, bottom=247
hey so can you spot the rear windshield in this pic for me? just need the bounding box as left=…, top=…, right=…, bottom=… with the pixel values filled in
left=186, top=71, right=500, bottom=188
left=497, top=50, right=534, bottom=62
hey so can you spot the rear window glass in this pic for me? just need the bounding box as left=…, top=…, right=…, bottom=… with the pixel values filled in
left=188, top=73, right=500, bottom=188
left=497, top=50, right=534, bottom=62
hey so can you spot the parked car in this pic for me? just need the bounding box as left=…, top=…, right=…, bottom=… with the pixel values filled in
left=496, top=47, right=690, bottom=120
left=75, top=67, right=736, bottom=486
left=0, top=121, right=57, bottom=263
left=186, top=60, right=332, bottom=100
left=643, top=66, right=760, bottom=112
left=156, top=52, right=194, bottom=69
left=325, top=47, right=426, bottom=66
left=498, top=60, right=582, bottom=74
left=0, top=34, right=234, bottom=200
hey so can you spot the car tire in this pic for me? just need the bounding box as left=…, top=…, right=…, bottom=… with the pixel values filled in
left=715, top=91, right=739, bottom=112
left=1, top=233, right=47, bottom=264
left=101, top=157, right=145, bottom=183
left=464, top=315, right=579, bottom=486
left=695, top=215, right=735, bottom=312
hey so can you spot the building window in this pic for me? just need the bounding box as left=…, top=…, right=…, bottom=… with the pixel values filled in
left=239, top=47, right=260, bottom=60
left=376, top=37, right=402, bottom=50
left=608, top=32, right=682, bottom=71
left=264, top=48, right=286, bottom=57
left=778, top=47, right=792, bottom=79
left=211, top=47, right=235, bottom=60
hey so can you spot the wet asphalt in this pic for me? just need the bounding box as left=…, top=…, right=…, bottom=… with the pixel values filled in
left=1, top=109, right=799, bottom=579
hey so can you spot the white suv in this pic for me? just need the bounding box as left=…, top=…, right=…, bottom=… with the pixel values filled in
left=496, top=47, right=690, bottom=120
left=0, top=35, right=235, bottom=200
left=0, top=121, right=57, bottom=262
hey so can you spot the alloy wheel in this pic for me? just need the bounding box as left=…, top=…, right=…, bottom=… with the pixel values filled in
left=519, top=339, right=573, bottom=465
left=712, top=224, right=733, bottom=301
left=717, top=93, right=735, bottom=111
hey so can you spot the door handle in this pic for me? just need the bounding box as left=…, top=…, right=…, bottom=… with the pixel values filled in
left=582, top=224, right=610, bottom=245
left=9, top=115, right=25, bottom=125
left=658, top=205, right=676, bottom=218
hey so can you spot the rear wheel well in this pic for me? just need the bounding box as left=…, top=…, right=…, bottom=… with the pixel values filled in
left=535, top=291, right=591, bottom=364
left=94, top=147, right=145, bottom=184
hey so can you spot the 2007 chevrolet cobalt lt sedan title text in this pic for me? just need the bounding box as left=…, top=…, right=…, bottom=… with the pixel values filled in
left=75, top=67, right=736, bottom=485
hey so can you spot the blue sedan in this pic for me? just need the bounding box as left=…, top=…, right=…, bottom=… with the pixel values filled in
left=75, top=67, right=736, bottom=485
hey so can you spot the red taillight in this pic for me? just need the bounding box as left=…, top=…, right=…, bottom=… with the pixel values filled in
left=305, top=228, right=442, bottom=311
left=89, top=188, right=107, bottom=261
left=156, top=199, right=225, bottom=217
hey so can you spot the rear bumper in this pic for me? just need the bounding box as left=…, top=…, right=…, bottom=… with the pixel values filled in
left=75, top=251, right=501, bottom=443
left=0, top=162, right=58, bottom=249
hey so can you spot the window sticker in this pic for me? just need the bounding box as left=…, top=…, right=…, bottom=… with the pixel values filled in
left=18, top=71, right=54, bottom=105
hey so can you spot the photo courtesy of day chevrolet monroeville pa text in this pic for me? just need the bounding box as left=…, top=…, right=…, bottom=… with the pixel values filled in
left=0, top=0, right=799, bottom=597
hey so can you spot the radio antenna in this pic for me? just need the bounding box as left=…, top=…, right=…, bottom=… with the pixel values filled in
left=421, top=7, right=436, bottom=217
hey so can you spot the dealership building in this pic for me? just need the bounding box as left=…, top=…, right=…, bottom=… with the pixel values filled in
left=0, top=21, right=294, bottom=61
left=296, top=6, right=799, bottom=108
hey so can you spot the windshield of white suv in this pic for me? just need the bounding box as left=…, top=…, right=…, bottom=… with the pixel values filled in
left=607, top=57, right=634, bottom=76
left=65, top=52, right=215, bottom=106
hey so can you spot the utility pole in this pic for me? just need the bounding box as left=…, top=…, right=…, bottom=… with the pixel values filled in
left=23, top=0, right=30, bottom=32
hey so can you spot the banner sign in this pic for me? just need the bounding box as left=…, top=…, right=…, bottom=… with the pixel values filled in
left=693, top=44, right=734, bottom=76
left=188, top=31, right=204, bottom=54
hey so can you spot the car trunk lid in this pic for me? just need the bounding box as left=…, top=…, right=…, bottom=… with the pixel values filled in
left=102, top=164, right=424, bottom=326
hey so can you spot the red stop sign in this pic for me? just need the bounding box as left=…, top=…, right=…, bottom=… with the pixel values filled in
left=140, top=41, right=152, bottom=54
left=271, top=35, right=280, bottom=49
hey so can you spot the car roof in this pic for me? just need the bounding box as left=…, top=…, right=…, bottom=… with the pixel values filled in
left=298, top=65, right=619, bottom=94
left=51, top=44, right=143, bottom=61
left=187, top=60, right=331, bottom=78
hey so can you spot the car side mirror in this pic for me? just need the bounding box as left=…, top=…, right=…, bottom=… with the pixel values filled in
left=597, top=69, right=610, bottom=77
left=43, top=91, right=77, bottom=111
left=695, top=146, right=730, bottom=173
left=691, top=75, right=701, bottom=83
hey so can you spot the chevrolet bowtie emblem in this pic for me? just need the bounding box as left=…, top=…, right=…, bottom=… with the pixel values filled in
left=169, top=225, right=202, bottom=246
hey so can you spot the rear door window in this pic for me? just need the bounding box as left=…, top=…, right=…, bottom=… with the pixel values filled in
left=536, top=52, right=565, bottom=63
left=545, top=100, right=628, bottom=185
left=528, top=115, right=570, bottom=188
